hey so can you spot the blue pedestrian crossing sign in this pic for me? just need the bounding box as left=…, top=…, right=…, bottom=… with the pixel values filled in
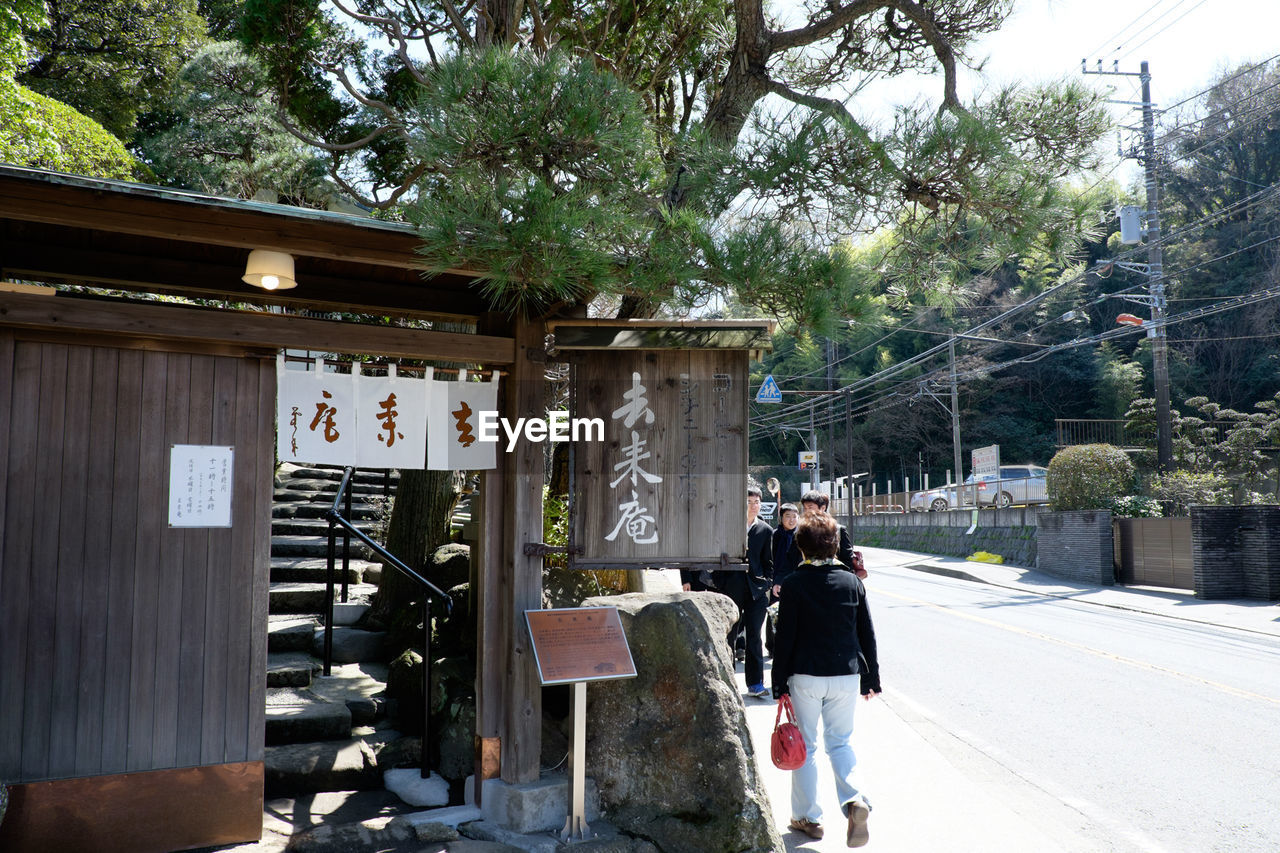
left=755, top=374, right=782, bottom=404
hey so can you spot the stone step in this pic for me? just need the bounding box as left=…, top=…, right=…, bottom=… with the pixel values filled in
left=283, top=464, right=400, bottom=486
left=269, top=615, right=321, bottom=653
left=312, top=626, right=389, bottom=664
left=257, top=790, right=421, bottom=853
left=271, top=517, right=380, bottom=538
left=311, top=662, right=391, bottom=728
left=267, top=651, right=320, bottom=689
left=280, top=478, right=394, bottom=498
left=271, top=556, right=382, bottom=586
left=264, top=729, right=417, bottom=797
left=272, top=534, right=375, bottom=560
left=273, top=501, right=380, bottom=521
left=269, top=582, right=377, bottom=615
left=265, top=687, right=354, bottom=745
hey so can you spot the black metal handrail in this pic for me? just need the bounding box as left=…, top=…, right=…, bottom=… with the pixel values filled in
left=323, top=466, right=453, bottom=778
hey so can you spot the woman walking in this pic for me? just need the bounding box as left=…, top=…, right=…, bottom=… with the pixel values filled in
left=771, top=511, right=881, bottom=847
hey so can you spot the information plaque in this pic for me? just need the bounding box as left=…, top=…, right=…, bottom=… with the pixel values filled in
left=525, top=607, right=637, bottom=686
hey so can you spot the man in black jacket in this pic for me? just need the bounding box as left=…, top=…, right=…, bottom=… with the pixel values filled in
left=797, top=490, right=866, bottom=579
left=717, top=487, right=773, bottom=698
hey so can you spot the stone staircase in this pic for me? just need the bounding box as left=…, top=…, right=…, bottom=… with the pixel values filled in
left=220, top=464, right=622, bottom=853
left=257, top=464, right=447, bottom=847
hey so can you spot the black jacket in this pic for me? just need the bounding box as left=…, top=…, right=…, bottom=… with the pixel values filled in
left=771, top=559, right=880, bottom=698
left=717, top=517, right=774, bottom=603
left=772, top=525, right=800, bottom=588
left=787, top=523, right=860, bottom=577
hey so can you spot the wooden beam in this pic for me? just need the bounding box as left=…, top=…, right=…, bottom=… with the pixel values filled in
left=0, top=175, right=429, bottom=269
left=0, top=231, right=491, bottom=322
left=0, top=291, right=515, bottom=364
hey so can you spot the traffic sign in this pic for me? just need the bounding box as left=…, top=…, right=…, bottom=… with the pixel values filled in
left=798, top=450, right=818, bottom=470
left=756, top=374, right=782, bottom=403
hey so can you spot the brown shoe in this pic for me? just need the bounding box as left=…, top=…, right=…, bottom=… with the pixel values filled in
left=788, top=818, right=824, bottom=840
left=845, top=801, right=870, bottom=848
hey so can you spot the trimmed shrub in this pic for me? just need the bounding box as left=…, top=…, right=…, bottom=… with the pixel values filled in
left=1150, top=470, right=1230, bottom=516
left=0, top=78, right=136, bottom=179
left=1047, top=444, right=1135, bottom=511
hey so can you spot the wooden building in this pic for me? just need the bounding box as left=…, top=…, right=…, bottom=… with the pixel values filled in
left=0, top=165, right=528, bottom=852
left=0, top=165, right=772, bottom=852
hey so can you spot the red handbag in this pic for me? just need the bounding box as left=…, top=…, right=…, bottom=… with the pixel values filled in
left=771, top=694, right=807, bottom=770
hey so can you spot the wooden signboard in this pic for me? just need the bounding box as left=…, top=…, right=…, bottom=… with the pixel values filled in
left=525, top=607, right=637, bottom=686
left=569, top=349, right=748, bottom=569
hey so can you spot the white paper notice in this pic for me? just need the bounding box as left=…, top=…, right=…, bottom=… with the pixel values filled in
left=169, top=444, right=234, bottom=528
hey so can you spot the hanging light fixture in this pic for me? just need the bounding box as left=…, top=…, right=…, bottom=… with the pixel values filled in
left=242, top=249, right=297, bottom=290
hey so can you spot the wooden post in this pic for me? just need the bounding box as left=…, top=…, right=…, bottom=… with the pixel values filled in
left=501, top=315, right=545, bottom=783
left=474, top=461, right=505, bottom=794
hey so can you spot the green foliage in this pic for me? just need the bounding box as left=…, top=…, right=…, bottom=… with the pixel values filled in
left=1152, top=468, right=1228, bottom=514
left=0, top=0, right=44, bottom=76
left=1093, top=345, right=1144, bottom=420
left=0, top=79, right=137, bottom=178
left=1149, top=470, right=1231, bottom=516
left=1046, top=444, right=1135, bottom=511
left=19, top=0, right=206, bottom=140
left=1107, top=495, right=1163, bottom=518
left=409, top=49, right=700, bottom=314
left=132, top=42, right=330, bottom=204
left=542, top=487, right=626, bottom=592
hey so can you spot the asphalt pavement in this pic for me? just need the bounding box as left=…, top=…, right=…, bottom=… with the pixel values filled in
left=647, top=545, right=1280, bottom=851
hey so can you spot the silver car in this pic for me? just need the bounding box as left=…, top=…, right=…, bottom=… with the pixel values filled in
left=911, top=465, right=1049, bottom=511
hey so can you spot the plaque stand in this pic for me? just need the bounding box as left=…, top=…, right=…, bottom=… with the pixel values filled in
left=524, top=606, right=637, bottom=844
left=562, top=681, right=590, bottom=842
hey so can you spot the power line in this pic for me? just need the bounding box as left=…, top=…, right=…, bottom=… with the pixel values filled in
left=1115, top=0, right=1213, bottom=63
left=1158, top=53, right=1280, bottom=117
left=1083, top=0, right=1180, bottom=60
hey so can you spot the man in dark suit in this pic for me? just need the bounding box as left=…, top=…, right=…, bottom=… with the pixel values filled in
left=717, top=487, right=774, bottom=698
left=798, top=490, right=866, bottom=579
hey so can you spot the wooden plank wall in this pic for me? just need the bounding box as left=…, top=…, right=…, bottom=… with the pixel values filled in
left=0, top=333, right=272, bottom=783
left=570, top=349, right=747, bottom=565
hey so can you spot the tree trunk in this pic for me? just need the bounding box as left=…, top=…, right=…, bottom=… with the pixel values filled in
left=368, top=468, right=463, bottom=630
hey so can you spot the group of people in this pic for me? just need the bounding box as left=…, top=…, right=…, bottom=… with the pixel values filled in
left=681, top=487, right=881, bottom=848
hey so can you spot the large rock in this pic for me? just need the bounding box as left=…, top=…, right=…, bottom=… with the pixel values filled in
left=430, top=543, right=472, bottom=591
left=579, top=592, right=780, bottom=853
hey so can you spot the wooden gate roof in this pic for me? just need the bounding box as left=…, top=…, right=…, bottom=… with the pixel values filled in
left=0, top=165, right=493, bottom=322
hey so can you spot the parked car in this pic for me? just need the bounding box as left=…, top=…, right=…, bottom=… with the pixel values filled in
left=910, top=465, right=1049, bottom=511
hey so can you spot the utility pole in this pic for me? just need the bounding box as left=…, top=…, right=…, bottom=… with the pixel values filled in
left=1139, top=61, right=1174, bottom=473
left=949, top=338, right=965, bottom=506
left=1084, top=58, right=1173, bottom=472
left=808, top=402, right=819, bottom=491
left=844, top=390, right=853, bottom=524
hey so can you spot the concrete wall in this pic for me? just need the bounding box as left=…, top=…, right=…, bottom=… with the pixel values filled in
left=848, top=509, right=1040, bottom=567
left=1035, top=510, right=1115, bottom=585
left=1191, top=505, right=1280, bottom=600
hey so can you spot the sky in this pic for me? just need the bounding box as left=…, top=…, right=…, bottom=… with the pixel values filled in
left=783, top=0, right=1280, bottom=184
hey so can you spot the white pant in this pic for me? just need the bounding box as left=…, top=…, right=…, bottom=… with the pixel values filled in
left=788, top=673, right=870, bottom=823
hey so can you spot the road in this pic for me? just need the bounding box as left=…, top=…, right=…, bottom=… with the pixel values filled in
left=860, top=554, right=1280, bottom=853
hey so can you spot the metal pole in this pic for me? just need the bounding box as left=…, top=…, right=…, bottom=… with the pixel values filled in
left=422, top=597, right=431, bottom=779
left=1140, top=60, right=1174, bottom=473
left=341, top=467, right=353, bottom=603
left=949, top=338, right=965, bottom=507
left=324, top=518, right=336, bottom=676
